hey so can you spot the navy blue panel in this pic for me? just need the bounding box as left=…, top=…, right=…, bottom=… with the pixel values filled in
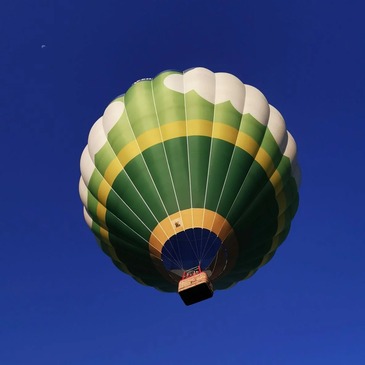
left=162, top=228, right=221, bottom=271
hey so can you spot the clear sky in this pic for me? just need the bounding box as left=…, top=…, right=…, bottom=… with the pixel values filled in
left=1, top=1, right=364, bottom=364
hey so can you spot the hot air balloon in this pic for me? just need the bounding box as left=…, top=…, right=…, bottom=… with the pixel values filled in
left=79, top=67, right=300, bottom=305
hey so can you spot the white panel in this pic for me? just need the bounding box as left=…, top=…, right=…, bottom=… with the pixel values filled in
left=284, top=132, right=301, bottom=188
left=79, top=177, right=88, bottom=207
left=164, top=67, right=216, bottom=103
left=283, top=132, right=301, bottom=187
left=267, top=105, right=287, bottom=153
left=87, top=117, right=107, bottom=160
left=183, top=67, right=216, bottom=103
left=165, top=67, right=248, bottom=113
left=242, top=85, right=270, bottom=125
left=83, top=207, right=93, bottom=229
left=80, top=146, right=95, bottom=186
left=283, top=132, right=297, bottom=162
left=102, top=100, right=125, bottom=134
left=215, top=72, right=246, bottom=112
left=163, top=72, right=184, bottom=93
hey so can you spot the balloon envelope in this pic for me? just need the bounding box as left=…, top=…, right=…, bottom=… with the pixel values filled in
left=79, top=67, right=300, bottom=293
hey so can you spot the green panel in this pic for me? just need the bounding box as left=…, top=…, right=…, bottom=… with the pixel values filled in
left=94, top=225, right=173, bottom=291
left=121, top=155, right=167, bottom=223
left=226, top=161, right=271, bottom=226
left=107, top=227, right=148, bottom=256
left=87, top=169, right=103, bottom=197
left=233, top=179, right=278, bottom=233
left=112, top=259, right=176, bottom=292
left=105, top=208, right=151, bottom=243
left=269, top=155, right=300, bottom=222
left=107, top=106, right=136, bottom=154
left=96, top=222, right=149, bottom=262
left=233, top=204, right=278, bottom=258
left=276, top=155, right=292, bottom=182
left=86, top=161, right=158, bottom=241
left=153, top=71, right=186, bottom=125
left=240, top=114, right=267, bottom=144
left=86, top=180, right=153, bottom=244
left=112, top=242, right=153, bottom=270
left=142, top=144, right=179, bottom=214
left=105, top=95, right=140, bottom=154
left=216, top=148, right=253, bottom=218
left=124, top=81, right=159, bottom=137
left=189, top=136, right=211, bottom=207
left=111, top=242, right=176, bottom=291
left=215, top=251, right=267, bottom=289
left=205, top=139, right=235, bottom=211
left=85, top=193, right=108, bottom=232
left=216, top=160, right=300, bottom=289
left=260, top=128, right=283, bottom=168
left=185, top=90, right=215, bottom=121
left=242, top=208, right=278, bottom=244
left=214, top=100, right=243, bottom=130
left=163, top=138, right=191, bottom=210
left=91, top=222, right=176, bottom=292
left=238, top=239, right=273, bottom=261
left=288, top=187, right=300, bottom=218
left=94, top=142, right=118, bottom=175
left=86, top=190, right=99, bottom=220
left=110, top=168, right=159, bottom=231
left=216, top=182, right=298, bottom=289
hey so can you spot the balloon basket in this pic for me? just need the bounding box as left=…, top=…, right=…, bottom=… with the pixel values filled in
left=178, top=267, right=213, bottom=306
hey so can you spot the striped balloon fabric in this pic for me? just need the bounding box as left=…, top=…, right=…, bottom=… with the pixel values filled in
left=79, top=67, right=300, bottom=293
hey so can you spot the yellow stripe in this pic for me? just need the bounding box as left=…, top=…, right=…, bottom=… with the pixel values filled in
left=160, top=121, right=186, bottom=140
left=212, top=123, right=238, bottom=144
left=187, top=119, right=212, bottom=136
left=104, top=158, right=123, bottom=184
left=275, top=190, right=287, bottom=215
left=98, top=180, right=111, bottom=206
left=103, top=119, right=265, bottom=187
left=96, top=203, right=107, bottom=224
left=235, top=132, right=259, bottom=156
left=99, top=226, right=109, bottom=242
left=118, top=139, right=140, bottom=167
left=149, top=208, right=235, bottom=257
left=148, top=208, right=239, bottom=281
left=276, top=211, right=286, bottom=235
left=255, top=148, right=276, bottom=178
left=269, top=170, right=284, bottom=196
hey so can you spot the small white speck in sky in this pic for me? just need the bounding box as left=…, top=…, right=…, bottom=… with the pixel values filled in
left=41, top=44, right=46, bottom=49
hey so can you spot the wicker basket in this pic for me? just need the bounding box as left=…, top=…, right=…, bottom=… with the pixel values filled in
left=178, top=271, right=214, bottom=305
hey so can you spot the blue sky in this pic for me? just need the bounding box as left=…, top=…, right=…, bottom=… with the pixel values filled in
left=1, top=1, right=364, bottom=364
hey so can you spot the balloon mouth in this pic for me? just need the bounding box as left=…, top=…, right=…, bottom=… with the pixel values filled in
left=161, top=228, right=223, bottom=277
